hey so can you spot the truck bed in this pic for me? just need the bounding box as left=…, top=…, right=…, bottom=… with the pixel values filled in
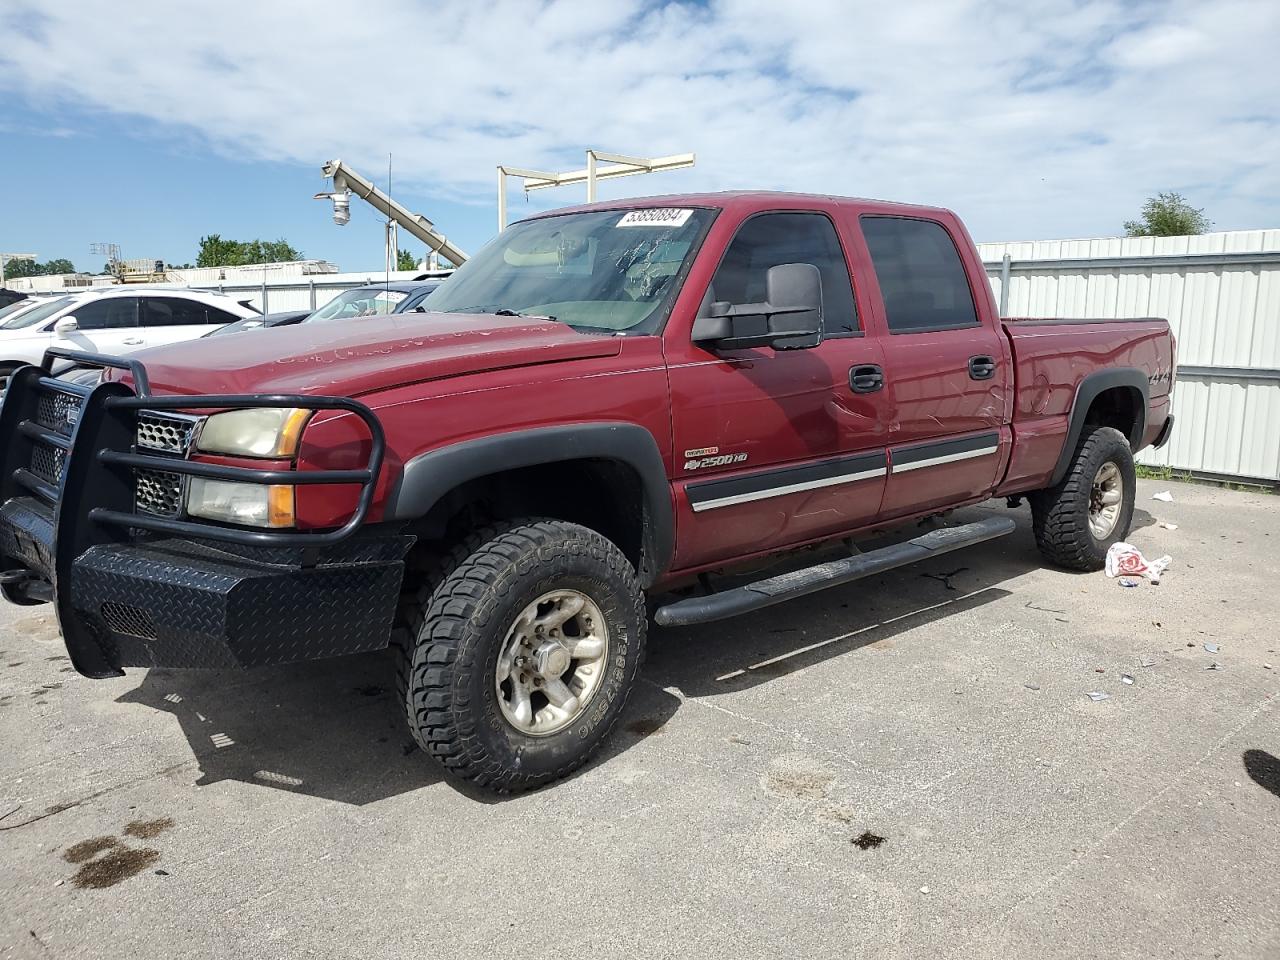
left=997, top=316, right=1175, bottom=494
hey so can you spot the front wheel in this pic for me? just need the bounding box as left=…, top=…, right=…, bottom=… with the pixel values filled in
left=400, top=519, right=646, bottom=793
left=1030, top=426, right=1136, bottom=571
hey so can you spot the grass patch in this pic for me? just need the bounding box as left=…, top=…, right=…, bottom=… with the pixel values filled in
left=1136, top=463, right=1277, bottom=494
left=1135, top=464, right=1188, bottom=482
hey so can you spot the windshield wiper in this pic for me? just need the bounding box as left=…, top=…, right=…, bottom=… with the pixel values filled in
left=494, top=308, right=558, bottom=322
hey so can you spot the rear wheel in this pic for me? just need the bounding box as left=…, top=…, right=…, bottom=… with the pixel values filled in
left=398, top=518, right=646, bottom=792
left=1030, top=426, right=1135, bottom=571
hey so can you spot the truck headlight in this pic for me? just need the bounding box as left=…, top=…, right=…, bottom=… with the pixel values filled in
left=196, top=408, right=311, bottom=458
left=187, top=478, right=295, bottom=528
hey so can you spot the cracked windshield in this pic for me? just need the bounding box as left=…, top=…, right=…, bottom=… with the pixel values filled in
left=421, top=207, right=714, bottom=333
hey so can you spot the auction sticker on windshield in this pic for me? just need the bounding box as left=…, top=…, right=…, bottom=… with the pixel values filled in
left=374, top=291, right=408, bottom=303
left=617, top=209, right=693, bottom=228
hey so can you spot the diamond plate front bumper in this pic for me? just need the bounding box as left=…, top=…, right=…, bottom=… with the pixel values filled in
left=0, top=495, right=412, bottom=674
left=0, top=351, right=409, bottom=678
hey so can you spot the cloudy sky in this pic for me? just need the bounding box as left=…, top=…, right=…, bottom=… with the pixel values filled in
left=2, top=0, right=1277, bottom=272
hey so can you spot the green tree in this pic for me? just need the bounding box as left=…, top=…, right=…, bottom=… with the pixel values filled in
left=196, top=235, right=240, bottom=267
left=41, top=258, right=76, bottom=275
left=396, top=248, right=418, bottom=271
left=1123, top=192, right=1212, bottom=237
left=3, top=259, right=38, bottom=279
left=196, top=235, right=302, bottom=267
left=2, top=257, right=77, bottom=278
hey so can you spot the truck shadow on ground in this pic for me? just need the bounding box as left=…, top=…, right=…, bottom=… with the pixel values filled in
left=116, top=653, right=444, bottom=805
left=113, top=503, right=1154, bottom=804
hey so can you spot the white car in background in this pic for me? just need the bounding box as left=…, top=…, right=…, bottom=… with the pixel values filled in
left=0, top=288, right=260, bottom=387
left=0, top=296, right=58, bottom=328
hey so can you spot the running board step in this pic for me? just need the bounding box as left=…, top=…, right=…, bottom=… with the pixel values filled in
left=653, top=516, right=1016, bottom=628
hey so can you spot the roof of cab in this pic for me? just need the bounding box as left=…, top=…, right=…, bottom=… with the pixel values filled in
left=523, top=190, right=957, bottom=222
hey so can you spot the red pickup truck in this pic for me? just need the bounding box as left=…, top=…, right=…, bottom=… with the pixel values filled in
left=0, top=192, right=1174, bottom=792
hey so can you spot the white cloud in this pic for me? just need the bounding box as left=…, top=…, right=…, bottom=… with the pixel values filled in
left=1, top=0, right=1277, bottom=240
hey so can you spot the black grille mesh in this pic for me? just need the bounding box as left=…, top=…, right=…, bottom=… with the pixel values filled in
left=37, top=392, right=80, bottom=435
left=24, top=389, right=198, bottom=519
left=99, top=601, right=158, bottom=640
left=136, top=413, right=196, bottom=454
left=30, top=444, right=66, bottom=485
left=135, top=468, right=184, bottom=517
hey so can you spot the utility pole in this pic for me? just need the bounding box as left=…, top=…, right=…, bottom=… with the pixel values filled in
left=496, top=150, right=695, bottom=231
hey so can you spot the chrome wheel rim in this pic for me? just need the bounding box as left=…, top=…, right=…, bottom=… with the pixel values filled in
left=1089, top=461, right=1123, bottom=539
left=494, top=589, right=610, bottom=737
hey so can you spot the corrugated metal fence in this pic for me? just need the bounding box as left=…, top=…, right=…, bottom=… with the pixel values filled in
left=977, top=231, right=1280, bottom=484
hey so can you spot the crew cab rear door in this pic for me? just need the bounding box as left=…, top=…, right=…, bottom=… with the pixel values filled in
left=666, top=210, right=891, bottom=569
left=854, top=214, right=1011, bottom=518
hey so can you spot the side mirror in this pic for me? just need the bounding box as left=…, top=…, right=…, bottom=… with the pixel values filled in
left=691, top=263, right=823, bottom=351
left=53, top=316, right=79, bottom=335
left=413, top=305, right=428, bottom=313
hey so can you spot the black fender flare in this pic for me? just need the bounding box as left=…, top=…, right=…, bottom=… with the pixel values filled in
left=1050, top=368, right=1149, bottom=487
left=386, top=423, right=673, bottom=583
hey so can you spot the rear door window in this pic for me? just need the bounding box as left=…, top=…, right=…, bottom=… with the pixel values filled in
left=205, top=307, right=241, bottom=325
left=142, top=297, right=230, bottom=326
left=860, top=216, right=978, bottom=333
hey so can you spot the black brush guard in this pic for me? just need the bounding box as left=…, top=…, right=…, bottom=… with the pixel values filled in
left=0, top=349, right=412, bottom=678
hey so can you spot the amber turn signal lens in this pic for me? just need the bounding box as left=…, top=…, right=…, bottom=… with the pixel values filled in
left=267, top=484, right=296, bottom=528
left=277, top=408, right=312, bottom=458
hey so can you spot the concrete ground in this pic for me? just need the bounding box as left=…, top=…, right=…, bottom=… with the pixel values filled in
left=2, top=477, right=1278, bottom=959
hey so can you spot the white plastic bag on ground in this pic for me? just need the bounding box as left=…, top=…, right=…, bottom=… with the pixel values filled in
left=1105, top=542, right=1172, bottom=583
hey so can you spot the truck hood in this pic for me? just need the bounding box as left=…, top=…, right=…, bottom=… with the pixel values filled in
left=124, top=312, right=624, bottom=397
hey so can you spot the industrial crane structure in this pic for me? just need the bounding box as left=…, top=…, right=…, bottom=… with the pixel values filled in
left=316, top=159, right=468, bottom=268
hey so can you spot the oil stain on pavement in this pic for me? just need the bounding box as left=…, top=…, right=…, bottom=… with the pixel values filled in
left=61, top=817, right=175, bottom=889
left=123, top=816, right=175, bottom=840
left=765, top=768, right=835, bottom=800
left=852, top=831, right=886, bottom=850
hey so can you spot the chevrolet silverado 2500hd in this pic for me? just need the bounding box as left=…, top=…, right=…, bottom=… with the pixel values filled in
left=0, top=192, right=1174, bottom=792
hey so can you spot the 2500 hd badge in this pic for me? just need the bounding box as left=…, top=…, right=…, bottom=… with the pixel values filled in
left=684, top=447, right=749, bottom=470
